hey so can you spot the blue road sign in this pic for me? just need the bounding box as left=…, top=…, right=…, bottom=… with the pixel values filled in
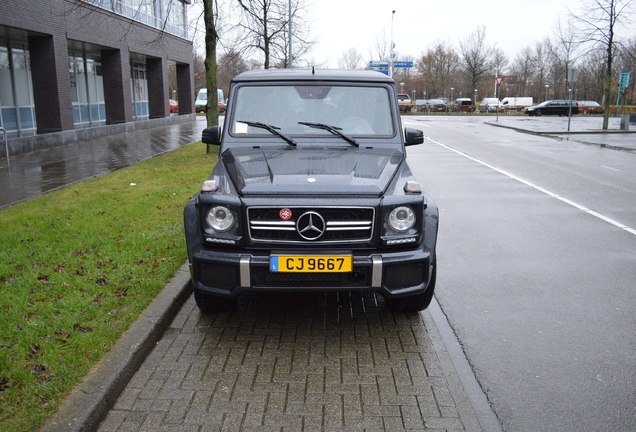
left=619, top=72, right=630, bottom=88
left=368, top=61, right=389, bottom=68
left=393, top=61, right=414, bottom=68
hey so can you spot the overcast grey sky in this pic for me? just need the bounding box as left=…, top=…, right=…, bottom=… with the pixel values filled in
left=304, top=0, right=585, bottom=67
left=190, top=0, right=634, bottom=68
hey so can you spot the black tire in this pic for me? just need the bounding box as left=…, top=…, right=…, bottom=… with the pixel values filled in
left=386, top=260, right=437, bottom=312
left=194, top=291, right=236, bottom=313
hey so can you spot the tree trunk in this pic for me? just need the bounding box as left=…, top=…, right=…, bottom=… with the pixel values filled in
left=203, top=0, right=219, bottom=129
left=602, top=0, right=616, bottom=130
left=602, top=54, right=611, bottom=130
left=263, top=11, right=270, bottom=69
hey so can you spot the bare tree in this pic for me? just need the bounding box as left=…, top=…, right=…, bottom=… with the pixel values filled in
left=616, top=37, right=636, bottom=105
left=416, top=41, right=460, bottom=99
left=509, top=47, right=534, bottom=99
left=533, top=39, right=553, bottom=99
left=339, top=48, right=364, bottom=70
left=488, top=46, right=508, bottom=97
left=370, top=34, right=390, bottom=64
left=192, top=52, right=207, bottom=94
left=217, top=49, right=249, bottom=92
left=552, top=18, right=582, bottom=98
left=459, top=27, right=492, bottom=102
left=571, top=0, right=634, bottom=128
left=577, top=48, right=608, bottom=101
left=236, top=0, right=310, bottom=69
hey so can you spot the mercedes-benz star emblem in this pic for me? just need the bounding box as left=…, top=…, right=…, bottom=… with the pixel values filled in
left=296, top=211, right=326, bottom=240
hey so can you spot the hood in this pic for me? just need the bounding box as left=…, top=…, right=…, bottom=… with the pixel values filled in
left=222, top=146, right=404, bottom=196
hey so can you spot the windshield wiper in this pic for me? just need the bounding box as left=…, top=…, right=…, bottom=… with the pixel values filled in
left=298, top=122, right=359, bottom=147
left=238, top=120, right=296, bottom=146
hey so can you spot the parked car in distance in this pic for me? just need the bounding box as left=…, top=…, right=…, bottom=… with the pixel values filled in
left=501, top=97, right=533, bottom=112
left=427, top=99, right=450, bottom=112
left=397, top=93, right=414, bottom=113
left=455, top=98, right=474, bottom=112
left=195, top=88, right=226, bottom=114
left=524, top=100, right=579, bottom=116
left=479, top=97, right=501, bottom=113
left=415, top=99, right=429, bottom=111
left=577, top=100, right=604, bottom=114
left=169, top=99, right=178, bottom=114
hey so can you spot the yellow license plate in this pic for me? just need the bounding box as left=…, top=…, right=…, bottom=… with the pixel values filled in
left=270, top=255, right=352, bottom=272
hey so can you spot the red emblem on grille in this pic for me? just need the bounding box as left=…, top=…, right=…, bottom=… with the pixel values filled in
left=279, top=208, right=292, bottom=220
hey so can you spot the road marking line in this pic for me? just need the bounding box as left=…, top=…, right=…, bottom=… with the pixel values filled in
left=600, top=165, right=620, bottom=172
left=403, top=121, right=430, bottom=128
left=426, top=137, right=636, bottom=237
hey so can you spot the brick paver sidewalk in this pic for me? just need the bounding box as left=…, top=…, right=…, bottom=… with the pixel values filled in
left=99, top=291, right=477, bottom=431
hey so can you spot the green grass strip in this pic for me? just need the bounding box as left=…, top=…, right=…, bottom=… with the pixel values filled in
left=0, top=142, right=217, bottom=431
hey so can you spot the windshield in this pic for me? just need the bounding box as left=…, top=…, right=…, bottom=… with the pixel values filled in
left=230, top=85, right=395, bottom=137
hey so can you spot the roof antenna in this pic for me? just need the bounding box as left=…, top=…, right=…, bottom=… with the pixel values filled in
left=312, top=66, right=315, bottom=75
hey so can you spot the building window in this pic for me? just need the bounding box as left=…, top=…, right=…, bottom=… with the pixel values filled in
left=83, top=0, right=187, bottom=39
left=130, top=59, right=149, bottom=120
left=69, top=50, right=106, bottom=128
left=0, top=40, right=36, bottom=139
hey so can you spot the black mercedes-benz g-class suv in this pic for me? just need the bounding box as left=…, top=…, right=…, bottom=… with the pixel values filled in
left=184, top=69, right=438, bottom=312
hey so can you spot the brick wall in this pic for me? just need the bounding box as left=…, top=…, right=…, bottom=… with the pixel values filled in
left=0, top=0, right=193, bottom=133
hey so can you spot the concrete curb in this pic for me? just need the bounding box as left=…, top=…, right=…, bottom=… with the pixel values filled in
left=40, top=263, right=193, bottom=432
left=485, top=120, right=636, bottom=135
left=485, top=121, right=636, bottom=153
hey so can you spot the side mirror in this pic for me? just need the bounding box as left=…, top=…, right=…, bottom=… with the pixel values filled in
left=404, top=127, right=424, bottom=146
left=202, top=126, right=222, bottom=145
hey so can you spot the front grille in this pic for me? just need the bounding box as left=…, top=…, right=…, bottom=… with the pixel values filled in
left=252, top=266, right=371, bottom=288
left=248, top=206, right=374, bottom=244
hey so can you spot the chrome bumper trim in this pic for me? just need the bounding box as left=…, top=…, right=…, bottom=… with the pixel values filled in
left=372, top=255, right=382, bottom=288
left=240, top=255, right=251, bottom=288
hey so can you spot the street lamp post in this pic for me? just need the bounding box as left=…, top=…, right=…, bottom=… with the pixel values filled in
left=400, top=82, right=405, bottom=94
left=390, top=10, right=395, bottom=78
left=567, top=88, right=573, bottom=132
left=474, top=89, right=478, bottom=112
left=450, top=87, right=454, bottom=112
left=288, top=0, right=293, bottom=67
left=545, top=84, right=550, bottom=101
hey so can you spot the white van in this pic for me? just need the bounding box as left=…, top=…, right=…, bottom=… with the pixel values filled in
left=195, top=88, right=226, bottom=113
left=501, top=97, right=533, bottom=111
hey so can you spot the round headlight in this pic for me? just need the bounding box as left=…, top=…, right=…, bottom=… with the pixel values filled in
left=388, top=206, right=415, bottom=232
left=206, top=206, right=234, bottom=232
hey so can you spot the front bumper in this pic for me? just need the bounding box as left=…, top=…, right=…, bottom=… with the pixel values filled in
left=189, top=247, right=434, bottom=299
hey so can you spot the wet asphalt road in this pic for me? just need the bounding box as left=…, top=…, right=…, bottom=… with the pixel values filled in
left=403, top=116, right=636, bottom=432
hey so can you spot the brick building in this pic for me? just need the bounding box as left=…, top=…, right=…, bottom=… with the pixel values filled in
left=0, top=0, right=194, bottom=151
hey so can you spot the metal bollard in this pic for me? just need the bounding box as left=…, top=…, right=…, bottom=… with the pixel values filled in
left=0, top=127, right=8, bottom=168
left=620, top=115, right=630, bottom=131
